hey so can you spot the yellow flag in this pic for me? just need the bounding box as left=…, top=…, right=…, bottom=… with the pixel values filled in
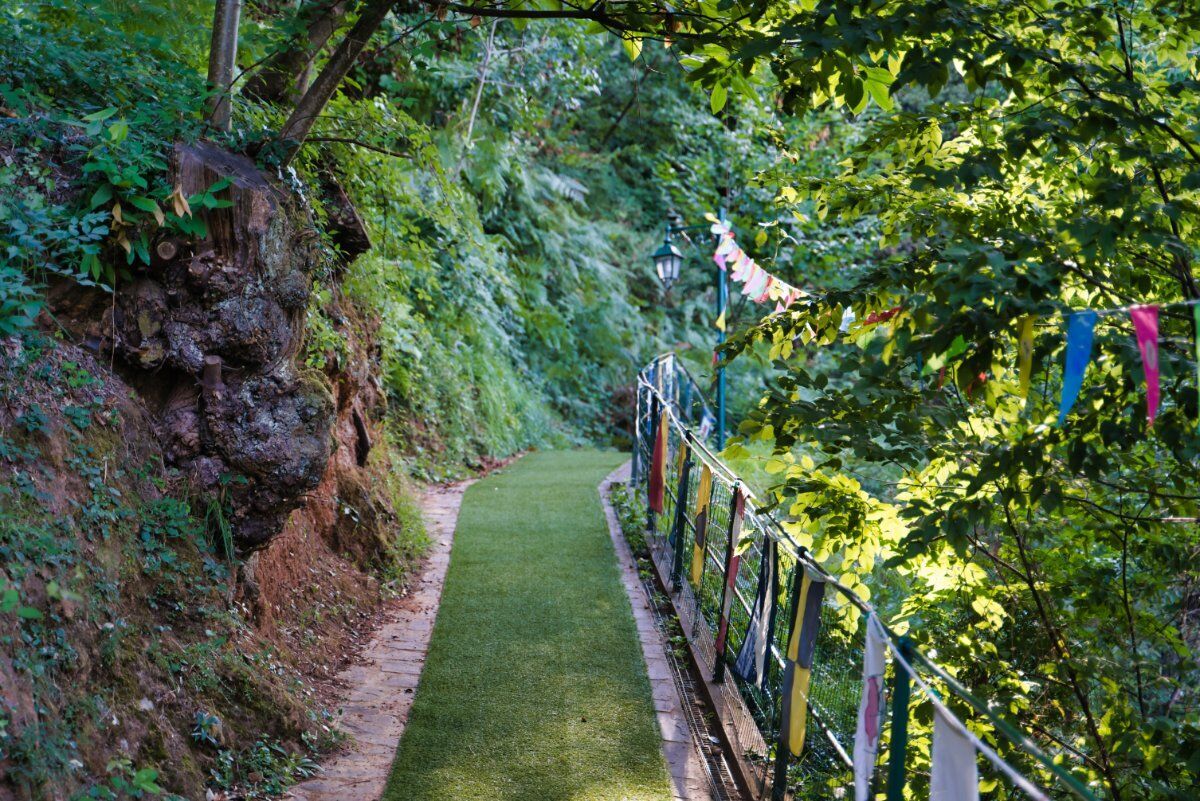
left=782, top=568, right=827, bottom=757
left=715, top=311, right=726, bottom=332
left=690, top=466, right=713, bottom=585
left=1017, top=315, right=1036, bottom=398
left=675, top=439, right=689, bottom=477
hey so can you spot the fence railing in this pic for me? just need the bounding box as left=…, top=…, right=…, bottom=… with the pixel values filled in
left=630, top=353, right=1099, bottom=801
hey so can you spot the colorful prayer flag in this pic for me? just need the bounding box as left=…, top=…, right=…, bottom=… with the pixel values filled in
left=1017, top=314, right=1035, bottom=399
left=675, top=436, right=689, bottom=478
left=732, top=537, right=779, bottom=690
left=690, top=465, right=713, bottom=585
left=753, top=276, right=774, bottom=304
left=1131, top=305, right=1160, bottom=426
left=714, top=233, right=735, bottom=270
left=714, top=232, right=736, bottom=260
left=649, top=415, right=668, bottom=514
left=731, top=252, right=751, bottom=280
left=780, top=564, right=827, bottom=757
left=714, top=310, right=726, bottom=332
left=747, top=268, right=770, bottom=298
left=739, top=263, right=762, bottom=291
left=1057, top=310, right=1098, bottom=425
left=715, top=488, right=746, bottom=656
left=854, top=614, right=887, bottom=801
left=930, top=706, right=980, bottom=801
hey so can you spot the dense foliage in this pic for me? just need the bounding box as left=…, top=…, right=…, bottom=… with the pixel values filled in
left=4, top=0, right=1200, bottom=799
left=712, top=2, right=1200, bottom=799
left=0, top=1, right=803, bottom=475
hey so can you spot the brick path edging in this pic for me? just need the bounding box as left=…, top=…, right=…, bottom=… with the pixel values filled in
left=600, top=462, right=715, bottom=801
left=287, top=479, right=473, bottom=801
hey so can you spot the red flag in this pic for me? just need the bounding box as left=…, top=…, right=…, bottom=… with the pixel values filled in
left=648, top=415, right=668, bottom=514
left=1131, top=305, right=1160, bottom=426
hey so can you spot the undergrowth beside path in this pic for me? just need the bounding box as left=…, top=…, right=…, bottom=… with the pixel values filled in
left=383, top=450, right=671, bottom=801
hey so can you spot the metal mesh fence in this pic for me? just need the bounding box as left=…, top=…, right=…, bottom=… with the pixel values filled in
left=630, top=353, right=1097, bottom=801
left=633, top=354, right=875, bottom=800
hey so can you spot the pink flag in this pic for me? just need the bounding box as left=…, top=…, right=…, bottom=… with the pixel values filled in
left=713, top=233, right=736, bottom=270
left=1131, top=306, right=1160, bottom=426
left=730, top=252, right=751, bottom=281
left=739, top=263, right=761, bottom=291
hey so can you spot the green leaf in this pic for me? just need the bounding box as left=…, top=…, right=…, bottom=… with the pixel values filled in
left=843, top=76, right=864, bottom=112
left=711, top=83, right=728, bottom=114
left=865, top=79, right=893, bottom=110
left=621, top=37, right=642, bottom=62
left=17, top=607, right=43, bottom=620
left=90, top=184, right=114, bottom=209
left=81, top=106, right=118, bottom=123
left=131, top=768, right=163, bottom=793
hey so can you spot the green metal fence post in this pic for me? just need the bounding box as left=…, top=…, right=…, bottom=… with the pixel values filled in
left=670, top=437, right=694, bottom=590
left=647, top=393, right=660, bottom=534
left=885, top=637, right=913, bottom=801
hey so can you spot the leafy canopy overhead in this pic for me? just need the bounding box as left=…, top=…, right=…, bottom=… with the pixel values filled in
left=682, top=1, right=1200, bottom=799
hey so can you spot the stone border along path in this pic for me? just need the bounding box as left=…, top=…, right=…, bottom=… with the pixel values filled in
left=287, top=479, right=473, bottom=801
left=600, top=462, right=717, bottom=801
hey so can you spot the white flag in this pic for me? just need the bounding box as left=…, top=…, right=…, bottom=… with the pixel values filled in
left=853, top=614, right=887, bottom=801
left=715, top=233, right=737, bottom=255
left=930, top=705, right=980, bottom=801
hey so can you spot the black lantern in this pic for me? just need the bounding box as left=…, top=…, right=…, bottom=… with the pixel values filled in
left=652, top=237, right=684, bottom=292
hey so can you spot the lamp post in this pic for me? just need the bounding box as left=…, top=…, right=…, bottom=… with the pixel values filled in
left=650, top=209, right=729, bottom=449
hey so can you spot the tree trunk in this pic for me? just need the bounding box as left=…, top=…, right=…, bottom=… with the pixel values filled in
left=243, top=0, right=351, bottom=105
left=277, top=0, right=394, bottom=166
left=454, top=19, right=499, bottom=176
left=207, top=0, right=244, bottom=131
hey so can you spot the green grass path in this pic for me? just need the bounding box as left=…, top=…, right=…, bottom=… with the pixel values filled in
left=383, top=450, right=672, bottom=801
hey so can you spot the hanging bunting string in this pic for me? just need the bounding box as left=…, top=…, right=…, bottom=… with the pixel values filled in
left=751, top=269, right=1200, bottom=429
left=711, top=221, right=809, bottom=313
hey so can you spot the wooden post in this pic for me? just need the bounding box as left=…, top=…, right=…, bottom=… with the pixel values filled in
left=155, top=238, right=180, bottom=262
left=201, top=355, right=224, bottom=396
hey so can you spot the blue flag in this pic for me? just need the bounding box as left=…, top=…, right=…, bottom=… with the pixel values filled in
left=1057, top=310, right=1098, bottom=425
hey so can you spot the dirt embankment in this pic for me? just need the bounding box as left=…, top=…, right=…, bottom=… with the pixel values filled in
left=0, top=142, right=422, bottom=800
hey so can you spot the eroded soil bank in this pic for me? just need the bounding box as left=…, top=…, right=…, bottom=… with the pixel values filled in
left=0, top=140, right=428, bottom=800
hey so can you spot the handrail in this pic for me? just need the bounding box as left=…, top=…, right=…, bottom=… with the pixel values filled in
left=634, top=352, right=1100, bottom=801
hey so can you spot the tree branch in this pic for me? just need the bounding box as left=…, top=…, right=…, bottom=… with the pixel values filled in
left=303, top=135, right=411, bottom=158
left=1003, top=502, right=1124, bottom=801
left=244, top=0, right=352, bottom=105
left=278, top=0, right=396, bottom=166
